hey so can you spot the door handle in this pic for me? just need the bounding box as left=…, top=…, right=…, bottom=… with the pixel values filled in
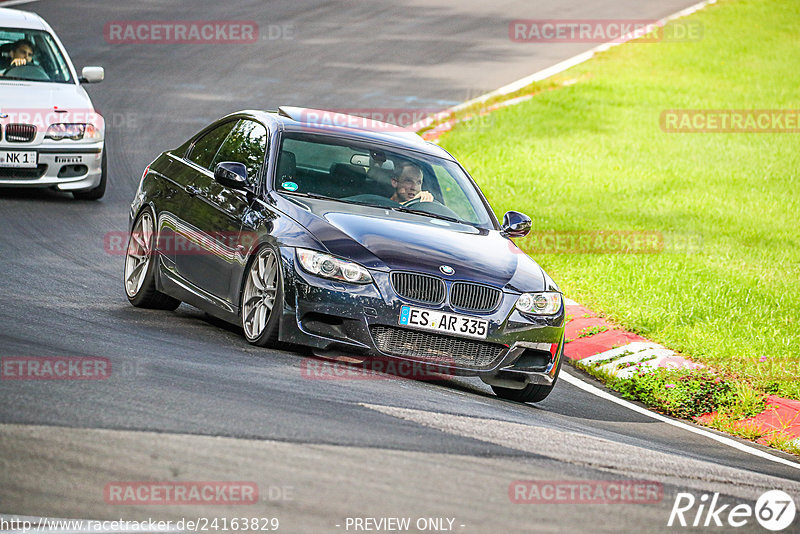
left=186, top=185, right=201, bottom=196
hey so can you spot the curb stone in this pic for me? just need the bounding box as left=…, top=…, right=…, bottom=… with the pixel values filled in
left=563, top=300, right=800, bottom=445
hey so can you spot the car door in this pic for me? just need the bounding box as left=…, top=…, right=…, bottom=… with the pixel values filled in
left=158, top=120, right=236, bottom=274
left=170, top=120, right=237, bottom=297
left=176, top=119, right=268, bottom=306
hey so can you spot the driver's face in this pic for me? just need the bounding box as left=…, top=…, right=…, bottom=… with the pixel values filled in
left=12, top=45, right=33, bottom=61
left=392, top=167, right=423, bottom=202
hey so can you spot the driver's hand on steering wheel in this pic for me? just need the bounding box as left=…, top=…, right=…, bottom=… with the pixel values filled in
left=404, top=191, right=434, bottom=204
left=10, top=58, right=28, bottom=67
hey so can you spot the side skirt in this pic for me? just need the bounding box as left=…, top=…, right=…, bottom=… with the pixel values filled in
left=157, top=262, right=240, bottom=325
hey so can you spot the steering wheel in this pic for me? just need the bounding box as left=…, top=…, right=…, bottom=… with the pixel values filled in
left=1, top=64, right=49, bottom=81
left=399, top=196, right=465, bottom=222
left=401, top=197, right=423, bottom=208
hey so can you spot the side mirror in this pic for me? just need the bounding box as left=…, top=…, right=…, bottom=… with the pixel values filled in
left=80, top=66, right=104, bottom=83
left=214, top=162, right=248, bottom=190
left=500, top=211, right=531, bottom=237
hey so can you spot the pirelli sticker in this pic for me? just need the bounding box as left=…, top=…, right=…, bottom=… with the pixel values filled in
left=54, top=156, right=83, bottom=163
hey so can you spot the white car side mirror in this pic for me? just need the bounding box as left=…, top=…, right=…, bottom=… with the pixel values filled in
left=80, top=66, right=104, bottom=83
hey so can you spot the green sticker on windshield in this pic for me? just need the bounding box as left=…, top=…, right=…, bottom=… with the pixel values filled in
left=281, top=181, right=298, bottom=191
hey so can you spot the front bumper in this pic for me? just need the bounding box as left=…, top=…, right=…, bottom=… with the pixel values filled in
left=275, top=247, right=565, bottom=381
left=0, top=142, right=104, bottom=191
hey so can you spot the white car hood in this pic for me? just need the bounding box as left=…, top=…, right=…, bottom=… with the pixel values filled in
left=0, top=81, right=99, bottom=127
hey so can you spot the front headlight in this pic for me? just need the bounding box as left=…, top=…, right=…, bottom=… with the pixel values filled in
left=296, top=248, right=372, bottom=284
left=45, top=123, right=102, bottom=141
left=515, top=292, right=562, bottom=315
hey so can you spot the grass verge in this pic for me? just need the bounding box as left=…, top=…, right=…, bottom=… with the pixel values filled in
left=438, top=0, right=800, bottom=407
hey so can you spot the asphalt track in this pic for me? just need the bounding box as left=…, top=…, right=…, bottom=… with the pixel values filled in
left=0, top=1, right=798, bottom=532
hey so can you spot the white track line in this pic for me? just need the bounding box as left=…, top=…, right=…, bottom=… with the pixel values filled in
left=411, top=0, right=717, bottom=132
left=561, top=370, right=800, bottom=471
left=0, top=0, right=41, bottom=7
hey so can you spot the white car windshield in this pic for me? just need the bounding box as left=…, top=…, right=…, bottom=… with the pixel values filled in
left=0, top=27, right=73, bottom=83
left=275, top=133, right=494, bottom=229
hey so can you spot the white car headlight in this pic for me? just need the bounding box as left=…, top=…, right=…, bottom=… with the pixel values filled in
left=515, top=292, right=562, bottom=315
left=45, top=123, right=102, bottom=141
left=296, top=248, right=372, bottom=284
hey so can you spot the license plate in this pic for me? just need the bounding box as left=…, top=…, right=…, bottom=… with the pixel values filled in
left=398, top=305, right=489, bottom=340
left=0, top=151, right=37, bottom=168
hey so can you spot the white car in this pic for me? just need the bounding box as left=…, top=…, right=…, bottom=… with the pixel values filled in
left=0, top=7, right=106, bottom=199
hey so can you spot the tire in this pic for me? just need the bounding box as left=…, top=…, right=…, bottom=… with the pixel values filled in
left=73, top=145, right=107, bottom=200
left=241, top=245, right=283, bottom=347
left=491, top=354, right=562, bottom=403
left=123, top=208, right=180, bottom=310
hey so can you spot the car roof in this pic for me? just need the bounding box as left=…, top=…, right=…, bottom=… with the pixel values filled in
left=230, top=107, right=456, bottom=161
left=0, top=8, right=51, bottom=31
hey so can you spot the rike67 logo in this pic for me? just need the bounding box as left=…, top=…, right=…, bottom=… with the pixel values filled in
left=668, top=490, right=796, bottom=531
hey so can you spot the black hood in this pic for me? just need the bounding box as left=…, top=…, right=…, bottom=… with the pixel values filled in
left=279, top=196, right=546, bottom=292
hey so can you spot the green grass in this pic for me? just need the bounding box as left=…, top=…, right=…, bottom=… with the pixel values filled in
left=439, top=0, right=800, bottom=401
left=577, top=325, right=609, bottom=338
left=574, top=364, right=767, bottom=420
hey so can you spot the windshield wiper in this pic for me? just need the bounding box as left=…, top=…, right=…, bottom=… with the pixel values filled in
left=280, top=191, right=375, bottom=207
left=282, top=191, right=473, bottom=226
left=282, top=191, right=330, bottom=201
left=390, top=206, right=467, bottom=225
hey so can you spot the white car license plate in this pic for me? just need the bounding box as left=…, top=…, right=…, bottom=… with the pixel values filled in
left=398, top=305, right=489, bottom=340
left=0, top=151, right=37, bottom=168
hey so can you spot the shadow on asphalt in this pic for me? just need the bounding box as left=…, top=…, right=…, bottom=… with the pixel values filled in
left=0, top=187, right=76, bottom=202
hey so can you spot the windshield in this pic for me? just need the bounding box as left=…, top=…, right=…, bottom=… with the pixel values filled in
left=0, top=27, right=73, bottom=83
left=274, top=133, right=494, bottom=228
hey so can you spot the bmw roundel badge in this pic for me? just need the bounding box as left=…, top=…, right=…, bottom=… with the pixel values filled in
left=440, top=265, right=455, bottom=275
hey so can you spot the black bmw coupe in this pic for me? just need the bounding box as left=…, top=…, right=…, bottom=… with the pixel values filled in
left=124, top=107, right=565, bottom=402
